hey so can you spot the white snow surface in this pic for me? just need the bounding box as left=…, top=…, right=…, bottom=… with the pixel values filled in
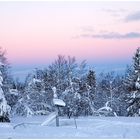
left=1, top=116, right=140, bottom=138
left=41, top=112, right=57, bottom=126
left=53, top=99, right=66, bottom=107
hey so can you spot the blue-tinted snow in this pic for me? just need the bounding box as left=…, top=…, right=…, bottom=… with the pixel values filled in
left=1, top=116, right=140, bottom=139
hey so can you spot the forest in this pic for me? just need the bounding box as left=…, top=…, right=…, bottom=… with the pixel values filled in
left=0, top=47, right=140, bottom=122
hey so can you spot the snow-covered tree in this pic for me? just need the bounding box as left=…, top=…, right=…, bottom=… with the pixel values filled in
left=48, top=55, right=68, bottom=97
left=0, top=47, right=12, bottom=122
left=13, top=69, right=54, bottom=116
left=97, top=101, right=114, bottom=116
left=76, top=60, right=87, bottom=79
left=77, top=81, right=93, bottom=116
left=124, top=48, right=140, bottom=116
left=95, top=72, right=115, bottom=110
left=61, top=69, right=96, bottom=117
left=113, top=75, right=127, bottom=116
left=61, top=81, right=81, bottom=118
left=48, top=55, right=78, bottom=98
left=86, top=70, right=96, bottom=103
left=66, top=56, right=78, bottom=86
left=95, top=72, right=125, bottom=116
left=0, top=62, right=10, bottom=122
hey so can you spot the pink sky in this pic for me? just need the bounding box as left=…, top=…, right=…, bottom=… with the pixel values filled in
left=0, top=1, right=140, bottom=74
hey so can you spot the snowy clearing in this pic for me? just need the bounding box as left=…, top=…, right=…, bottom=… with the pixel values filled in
left=0, top=116, right=140, bottom=139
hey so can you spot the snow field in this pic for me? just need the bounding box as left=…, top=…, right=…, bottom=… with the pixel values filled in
left=0, top=116, right=140, bottom=139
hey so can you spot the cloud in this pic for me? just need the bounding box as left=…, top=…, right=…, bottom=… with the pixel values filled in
left=103, top=8, right=127, bottom=17
left=77, top=32, right=140, bottom=39
left=125, top=11, right=140, bottom=22
left=79, top=26, right=94, bottom=32
left=103, top=8, right=126, bottom=13
left=103, top=8, right=127, bottom=13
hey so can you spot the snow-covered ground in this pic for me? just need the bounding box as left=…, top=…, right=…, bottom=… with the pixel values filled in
left=1, top=116, right=140, bottom=139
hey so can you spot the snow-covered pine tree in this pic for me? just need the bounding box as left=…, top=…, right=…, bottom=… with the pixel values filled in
left=0, top=48, right=17, bottom=117
left=125, top=47, right=140, bottom=116
left=0, top=62, right=10, bottom=122
left=86, top=69, right=96, bottom=103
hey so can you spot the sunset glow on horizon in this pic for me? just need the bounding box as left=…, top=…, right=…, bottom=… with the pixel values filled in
left=0, top=1, right=140, bottom=77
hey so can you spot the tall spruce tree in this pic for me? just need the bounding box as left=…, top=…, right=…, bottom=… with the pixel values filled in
left=125, top=48, right=140, bottom=116
left=0, top=48, right=10, bottom=122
